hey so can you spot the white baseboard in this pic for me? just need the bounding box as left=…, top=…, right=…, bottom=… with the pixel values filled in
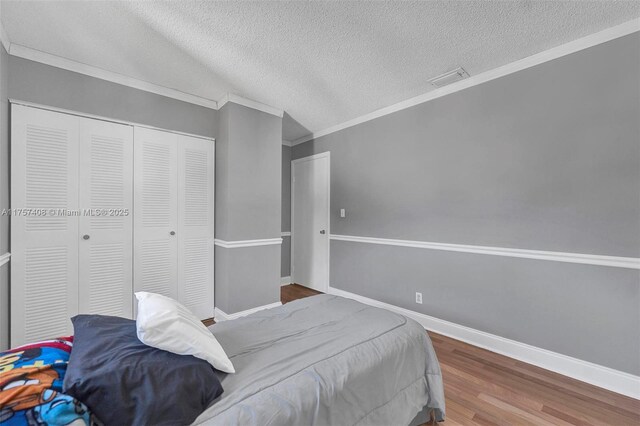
left=214, top=301, right=283, bottom=322
left=281, top=276, right=292, bottom=286
left=327, top=286, right=640, bottom=399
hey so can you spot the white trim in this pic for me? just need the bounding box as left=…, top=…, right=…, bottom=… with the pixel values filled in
left=327, top=286, right=640, bottom=399
left=282, top=140, right=293, bottom=147
left=9, top=99, right=215, bottom=142
left=4, top=44, right=288, bottom=120
left=280, top=276, right=292, bottom=286
left=330, top=234, right=640, bottom=270
left=214, top=238, right=282, bottom=248
left=281, top=231, right=291, bottom=237
left=214, top=301, right=282, bottom=321
left=291, top=152, right=331, bottom=293
left=8, top=44, right=219, bottom=110
left=0, top=253, right=10, bottom=267
left=213, top=308, right=232, bottom=321
left=218, top=93, right=284, bottom=118
left=0, top=7, right=5, bottom=259
left=292, top=19, right=640, bottom=146
left=290, top=151, right=331, bottom=164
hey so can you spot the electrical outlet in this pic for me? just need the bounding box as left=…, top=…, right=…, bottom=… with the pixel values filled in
left=415, top=292, right=422, bottom=304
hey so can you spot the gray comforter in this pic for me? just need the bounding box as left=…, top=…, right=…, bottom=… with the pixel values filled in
left=194, top=294, right=445, bottom=425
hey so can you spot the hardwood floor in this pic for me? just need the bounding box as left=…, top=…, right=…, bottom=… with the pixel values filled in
left=280, top=284, right=640, bottom=425
left=281, top=283, right=322, bottom=304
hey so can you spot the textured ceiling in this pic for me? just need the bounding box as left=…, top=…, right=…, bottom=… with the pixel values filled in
left=2, top=1, right=639, bottom=141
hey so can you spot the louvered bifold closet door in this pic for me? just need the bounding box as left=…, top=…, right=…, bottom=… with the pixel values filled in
left=177, top=135, right=214, bottom=319
left=11, top=105, right=80, bottom=346
left=78, top=118, right=133, bottom=318
left=133, top=127, right=179, bottom=302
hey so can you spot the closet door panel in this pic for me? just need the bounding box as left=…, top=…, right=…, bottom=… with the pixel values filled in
left=133, top=127, right=178, bottom=302
left=177, top=135, right=214, bottom=319
left=78, top=118, right=134, bottom=318
left=10, top=105, right=80, bottom=346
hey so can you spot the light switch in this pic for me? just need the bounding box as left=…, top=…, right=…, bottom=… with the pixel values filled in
left=340, top=209, right=346, bottom=218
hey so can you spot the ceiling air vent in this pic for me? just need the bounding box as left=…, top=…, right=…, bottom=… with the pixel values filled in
left=428, top=67, right=470, bottom=88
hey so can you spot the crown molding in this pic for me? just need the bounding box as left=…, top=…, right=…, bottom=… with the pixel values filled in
left=0, top=21, right=286, bottom=120
left=7, top=43, right=219, bottom=109
left=2, top=38, right=290, bottom=119
left=0, top=252, right=10, bottom=267
left=282, top=139, right=293, bottom=147
left=2, top=17, right=637, bottom=134
left=4, top=42, right=287, bottom=119
left=218, top=93, right=284, bottom=118
left=293, top=18, right=640, bottom=146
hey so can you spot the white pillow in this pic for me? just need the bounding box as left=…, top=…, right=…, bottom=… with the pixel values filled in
left=135, top=291, right=235, bottom=373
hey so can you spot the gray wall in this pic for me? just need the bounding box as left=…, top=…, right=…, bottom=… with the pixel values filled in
left=293, top=34, right=640, bottom=374
left=333, top=242, right=639, bottom=374
left=215, top=244, right=281, bottom=314
left=281, top=236, right=291, bottom=279
left=9, top=56, right=217, bottom=138
left=281, top=145, right=291, bottom=278
left=215, top=103, right=281, bottom=241
left=0, top=43, right=9, bottom=350
left=215, top=102, right=282, bottom=313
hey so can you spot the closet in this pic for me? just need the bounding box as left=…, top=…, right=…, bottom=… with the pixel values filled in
left=10, top=103, right=214, bottom=346
left=133, top=127, right=214, bottom=320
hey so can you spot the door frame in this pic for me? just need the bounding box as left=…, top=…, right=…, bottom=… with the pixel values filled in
left=290, top=151, right=331, bottom=293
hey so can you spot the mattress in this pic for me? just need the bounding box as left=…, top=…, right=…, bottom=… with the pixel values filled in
left=194, top=294, right=445, bottom=425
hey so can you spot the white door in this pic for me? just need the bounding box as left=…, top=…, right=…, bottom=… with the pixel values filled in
left=133, top=127, right=179, bottom=301
left=78, top=117, right=133, bottom=318
left=177, top=135, right=214, bottom=319
left=11, top=105, right=80, bottom=345
left=291, top=152, right=330, bottom=292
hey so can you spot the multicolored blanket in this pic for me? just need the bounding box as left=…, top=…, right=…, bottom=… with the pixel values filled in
left=0, top=337, right=99, bottom=425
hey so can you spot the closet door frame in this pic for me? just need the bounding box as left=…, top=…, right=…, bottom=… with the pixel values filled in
left=9, top=100, right=215, bottom=343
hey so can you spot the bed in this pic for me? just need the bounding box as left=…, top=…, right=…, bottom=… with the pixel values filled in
left=195, top=294, right=446, bottom=425
left=0, top=294, right=445, bottom=425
